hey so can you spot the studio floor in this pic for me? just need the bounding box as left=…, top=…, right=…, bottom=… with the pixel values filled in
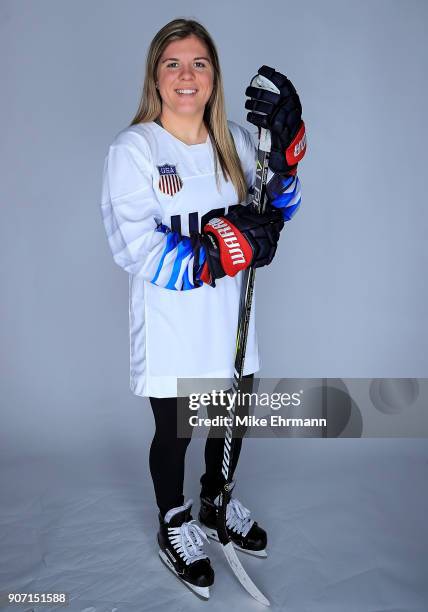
left=1, top=439, right=427, bottom=612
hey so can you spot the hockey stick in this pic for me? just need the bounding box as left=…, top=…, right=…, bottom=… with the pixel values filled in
left=216, top=73, right=280, bottom=607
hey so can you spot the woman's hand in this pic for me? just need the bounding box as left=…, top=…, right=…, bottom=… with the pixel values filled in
left=200, top=204, right=284, bottom=286
left=245, top=65, right=307, bottom=175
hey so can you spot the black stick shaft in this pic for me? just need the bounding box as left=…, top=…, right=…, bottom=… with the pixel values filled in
left=218, top=132, right=271, bottom=544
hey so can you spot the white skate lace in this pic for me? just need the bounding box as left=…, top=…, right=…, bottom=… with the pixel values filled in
left=224, top=498, right=255, bottom=538
left=168, top=520, right=210, bottom=565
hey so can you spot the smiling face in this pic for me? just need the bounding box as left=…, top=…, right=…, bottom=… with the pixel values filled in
left=156, top=35, right=214, bottom=120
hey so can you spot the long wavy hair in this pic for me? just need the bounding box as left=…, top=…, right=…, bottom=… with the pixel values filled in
left=130, top=18, right=248, bottom=203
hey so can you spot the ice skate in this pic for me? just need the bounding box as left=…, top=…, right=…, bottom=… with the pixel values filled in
left=199, top=481, right=268, bottom=558
left=157, top=498, right=214, bottom=599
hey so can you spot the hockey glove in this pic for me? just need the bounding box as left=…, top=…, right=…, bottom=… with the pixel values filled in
left=200, top=204, right=284, bottom=286
left=245, top=65, right=307, bottom=175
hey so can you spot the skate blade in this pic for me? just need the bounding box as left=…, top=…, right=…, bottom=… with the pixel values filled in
left=222, top=541, right=270, bottom=607
left=202, top=526, right=268, bottom=558
left=158, top=549, right=210, bottom=600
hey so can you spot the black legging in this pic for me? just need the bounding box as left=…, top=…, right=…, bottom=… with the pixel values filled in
left=149, top=374, right=253, bottom=517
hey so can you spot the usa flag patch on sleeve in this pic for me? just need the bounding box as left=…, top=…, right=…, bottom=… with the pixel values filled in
left=157, top=164, right=183, bottom=196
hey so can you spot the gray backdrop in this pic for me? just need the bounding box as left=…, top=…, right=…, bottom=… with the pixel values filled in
left=1, top=1, right=427, bottom=610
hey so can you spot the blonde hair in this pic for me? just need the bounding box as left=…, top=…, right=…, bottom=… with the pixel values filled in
left=130, top=18, right=248, bottom=203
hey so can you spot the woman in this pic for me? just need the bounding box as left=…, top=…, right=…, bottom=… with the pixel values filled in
left=101, top=18, right=305, bottom=599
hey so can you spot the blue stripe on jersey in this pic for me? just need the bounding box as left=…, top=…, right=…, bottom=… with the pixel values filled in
left=280, top=175, right=295, bottom=190
left=182, top=258, right=194, bottom=290
left=156, top=222, right=172, bottom=234
left=151, top=224, right=207, bottom=291
left=165, top=238, right=192, bottom=290
left=282, top=202, right=301, bottom=221
left=194, top=244, right=207, bottom=286
left=151, top=229, right=179, bottom=285
left=270, top=175, right=302, bottom=221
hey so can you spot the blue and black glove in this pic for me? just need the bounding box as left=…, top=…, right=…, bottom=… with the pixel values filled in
left=245, top=65, right=306, bottom=222
left=200, top=204, right=284, bottom=286
left=245, top=65, right=307, bottom=176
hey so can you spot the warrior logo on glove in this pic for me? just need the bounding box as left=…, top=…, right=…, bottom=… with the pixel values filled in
left=200, top=204, right=284, bottom=286
left=288, top=123, right=306, bottom=166
left=203, top=217, right=252, bottom=272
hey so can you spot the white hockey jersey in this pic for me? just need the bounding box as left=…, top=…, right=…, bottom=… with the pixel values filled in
left=101, top=120, right=262, bottom=397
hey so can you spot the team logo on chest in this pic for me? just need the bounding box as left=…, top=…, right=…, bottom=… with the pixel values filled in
left=157, top=164, right=183, bottom=196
